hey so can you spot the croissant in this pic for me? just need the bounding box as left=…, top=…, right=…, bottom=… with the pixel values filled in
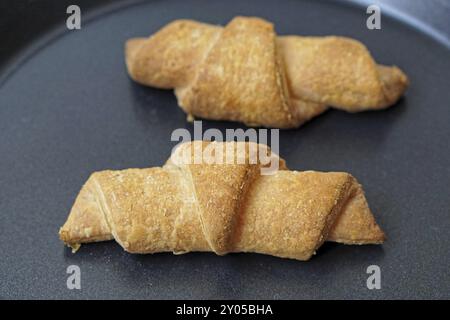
left=125, top=16, right=408, bottom=128
left=59, top=141, right=385, bottom=261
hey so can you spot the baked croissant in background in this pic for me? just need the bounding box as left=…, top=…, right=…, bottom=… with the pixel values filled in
left=59, top=141, right=385, bottom=261
left=125, top=16, right=409, bottom=128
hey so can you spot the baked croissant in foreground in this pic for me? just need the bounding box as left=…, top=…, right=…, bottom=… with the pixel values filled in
left=125, top=16, right=408, bottom=128
left=59, top=141, right=385, bottom=261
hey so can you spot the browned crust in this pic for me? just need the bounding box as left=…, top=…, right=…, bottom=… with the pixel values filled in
left=125, top=17, right=408, bottom=128
left=59, top=141, right=385, bottom=261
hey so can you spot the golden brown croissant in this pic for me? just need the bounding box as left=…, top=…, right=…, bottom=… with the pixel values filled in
left=59, top=141, right=385, bottom=261
left=125, top=16, right=408, bottom=128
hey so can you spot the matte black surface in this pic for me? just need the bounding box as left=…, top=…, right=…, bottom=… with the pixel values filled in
left=0, top=0, right=119, bottom=73
left=1, top=0, right=449, bottom=299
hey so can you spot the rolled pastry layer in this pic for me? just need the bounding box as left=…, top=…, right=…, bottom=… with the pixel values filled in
left=125, top=16, right=408, bottom=128
left=60, top=141, right=385, bottom=261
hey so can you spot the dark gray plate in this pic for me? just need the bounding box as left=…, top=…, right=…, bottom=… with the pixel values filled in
left=1, top=0, right=449, bottom=299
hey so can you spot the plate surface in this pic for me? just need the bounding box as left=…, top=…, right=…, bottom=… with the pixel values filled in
left=1, top=0, right=449, bottom=299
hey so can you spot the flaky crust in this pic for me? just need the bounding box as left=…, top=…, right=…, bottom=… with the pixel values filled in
left=125, top=16, right=408, bottom=128
left=59, top=141, right=385, bottom=261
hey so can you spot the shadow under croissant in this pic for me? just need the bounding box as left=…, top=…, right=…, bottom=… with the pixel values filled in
left=63, top=239, right=386, bottom=264
left=129, top=79, right=408, bottom=152
left=129, top=81, right=249, bottom=132
left=61, top=241, right=385, bottom=298
left=280, top=96, right=408, bottom=160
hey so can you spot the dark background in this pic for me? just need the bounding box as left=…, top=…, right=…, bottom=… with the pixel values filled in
left=0, top=0, right=449, bottom=299
left=1, top=0, right=449, bottom=72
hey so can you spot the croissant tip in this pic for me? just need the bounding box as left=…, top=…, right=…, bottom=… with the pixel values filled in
left=59, top=227, right=68, bottom=241
left=59, top=228, right=81, bottom=253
